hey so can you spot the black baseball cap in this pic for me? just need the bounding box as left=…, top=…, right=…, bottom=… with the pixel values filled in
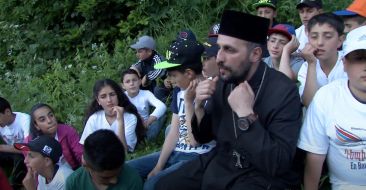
left=154, top=39, right=204, bottom=69
left=14, top=135, right=62, bottom=163
left=176, top=29, right=197, bottom=41
left=203, top=37, right=219, bottom=58
left=253, top=0, right=277, bottom=10
left=296, top=0, right=323, bottom=9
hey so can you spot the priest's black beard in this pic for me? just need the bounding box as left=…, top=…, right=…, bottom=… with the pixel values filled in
left=218, top=61, right=251, bottom=85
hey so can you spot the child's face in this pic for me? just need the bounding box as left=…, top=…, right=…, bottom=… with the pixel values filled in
left=298, top=7, right=321, bottom=26
left=267, top=33, right=289, bottom=59
left=24, top=151, right=48, bottom=173
left=256, top=7, right=276, bottom=22
left=96, top=85, right=119, bottom=116
left=308, top=23, right=343, bottom=61
left=33, top=106, right=58, bottom=136
left=343, top=17, right=365, bottom=34
left=202, top=56, right=219, bottom=78
left=168, top=70, right=191, bottom=90
left=122, top=73, right=141, bottom=95
left=136, top=48, right=151, bottom=61
left=0, top=109, right=11, bottom=127
left=344, top=57, right=366, bottom=93
left=88, top=167, right=121, bottom=186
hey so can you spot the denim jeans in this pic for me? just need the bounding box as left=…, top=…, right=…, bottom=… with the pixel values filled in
left=146, top=115, right=166, bottom=141
left=126, top=151, right=199, bottom=190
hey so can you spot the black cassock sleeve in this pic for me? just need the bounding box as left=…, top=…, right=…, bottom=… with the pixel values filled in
left=191, top=111, right=215, bottom=144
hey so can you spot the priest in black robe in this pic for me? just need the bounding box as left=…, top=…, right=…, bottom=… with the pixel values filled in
left=156, top=10, right=303, bottom=190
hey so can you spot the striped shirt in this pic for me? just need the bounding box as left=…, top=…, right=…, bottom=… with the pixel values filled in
left=131, top=51, right=166, bottom=81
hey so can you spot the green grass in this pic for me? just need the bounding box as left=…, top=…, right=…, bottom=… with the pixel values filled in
left=127, top=127, right=166, bottom=160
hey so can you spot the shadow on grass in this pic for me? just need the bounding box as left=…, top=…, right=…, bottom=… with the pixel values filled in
left=127, top=119, right=170, bottom=161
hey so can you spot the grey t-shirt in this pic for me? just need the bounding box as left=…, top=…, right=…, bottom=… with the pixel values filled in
left=263, top=55, right=304, bottom=75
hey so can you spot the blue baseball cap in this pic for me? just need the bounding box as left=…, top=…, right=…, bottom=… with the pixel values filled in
left=334, top=10, right=357, bottom=16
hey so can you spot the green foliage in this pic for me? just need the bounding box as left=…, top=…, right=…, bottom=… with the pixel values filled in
left=0, top=0, right=354, bottom=134
left=0, top=43, right=123, bottom=130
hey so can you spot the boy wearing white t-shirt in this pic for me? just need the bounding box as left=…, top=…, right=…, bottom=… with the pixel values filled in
left=0, top=97, right=30, bottom=152
left=15, top=135, right=73, bottom=190
left=121, top=69, right=167, bottom=141
left=295, top=0, right=323, bottom=51
left=0, top=97, right=30, bottom=187
left=297, top=13, right=347, bottom=107
left=298, top=26, right=366, bottom=190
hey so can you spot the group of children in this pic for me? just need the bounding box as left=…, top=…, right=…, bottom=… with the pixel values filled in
left=0, top=95, right=145, bottom=189
left=254, top=0, right=366, bottom=189
left=0, top=0, right=366, bottom=189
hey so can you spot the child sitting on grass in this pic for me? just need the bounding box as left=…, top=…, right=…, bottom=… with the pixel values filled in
left=15, top=135, right=73, bottom=190
left=121, top=69, right=167, bottom=141
left=81, top=79, right=145, bottom=153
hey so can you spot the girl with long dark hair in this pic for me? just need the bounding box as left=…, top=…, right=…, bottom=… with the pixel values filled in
left=80, top=79, right=145, bottom=152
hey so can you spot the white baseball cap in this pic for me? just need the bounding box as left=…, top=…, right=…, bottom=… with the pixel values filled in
left=343, top=26, right=366, bottom=57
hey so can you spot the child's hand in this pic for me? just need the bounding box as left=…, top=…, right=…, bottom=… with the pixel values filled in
left=23, top=167, right=37, bottom=190
left=147, top=166, right=162, bottom=179
left=141, top=75, right=149, bottom=87
left=144, top=116, right=157, bottom=128
left=143, top=120, right=149, bottom=128
left=283, top=35, right=299, bottom=54
left=300, top=43, right=317, bottom=65
left=184, top=80, right=198, bottom=102
left=163, top=78, right=172, bottom=89
left=112, top=106, right=124, bottom=122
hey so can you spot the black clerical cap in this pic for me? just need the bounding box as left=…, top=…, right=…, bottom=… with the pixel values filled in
left=218, top=10, right=270, bottom=45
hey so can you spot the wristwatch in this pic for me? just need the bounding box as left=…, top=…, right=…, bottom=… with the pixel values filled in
left=237, top=113, right=258, bottom=131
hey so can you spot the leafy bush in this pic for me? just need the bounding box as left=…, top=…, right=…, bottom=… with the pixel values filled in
left=0, top=0, right=353, bottom=133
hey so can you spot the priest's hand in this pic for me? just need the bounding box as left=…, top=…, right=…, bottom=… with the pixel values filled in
left=194, top=76, right=219, bottom=108
left=228, top=81, right=254, bottom=117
